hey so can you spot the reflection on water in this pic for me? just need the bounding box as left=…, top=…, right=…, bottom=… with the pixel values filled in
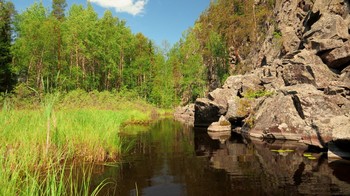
left=87, top=119, right=350, bottom=195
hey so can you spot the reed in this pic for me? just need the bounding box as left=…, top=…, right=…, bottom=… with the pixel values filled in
left=0, top=90, right=157, bottom=194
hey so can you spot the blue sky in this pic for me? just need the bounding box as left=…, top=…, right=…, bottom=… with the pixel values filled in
left=11, top=0, right=211, bottom=46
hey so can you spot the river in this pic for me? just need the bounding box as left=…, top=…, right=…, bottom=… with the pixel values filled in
left=86, top=119, right=350, bottom=195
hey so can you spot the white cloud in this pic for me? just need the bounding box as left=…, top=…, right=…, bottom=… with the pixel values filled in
left=90, top=0, right=148, bottom=16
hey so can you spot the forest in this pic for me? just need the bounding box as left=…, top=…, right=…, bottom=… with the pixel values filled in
left=0, top=0, right=274, bottom=107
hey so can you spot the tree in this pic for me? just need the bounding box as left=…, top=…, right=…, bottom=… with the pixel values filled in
left=52, top=0, right=66, bottom=20
left=0, top=0, right=15, bottom=92
left=10, top=1, right=175, bottom=107
left=167, top=26, right=206, bottom=105
left=12, top=2, right=56, bottom=92
left=52, top=0, right=67, bottom=72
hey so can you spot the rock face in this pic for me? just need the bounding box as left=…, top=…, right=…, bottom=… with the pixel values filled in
left=191, top=0, right=350, bottom=153
left=250, top=84, right=349, bottom=148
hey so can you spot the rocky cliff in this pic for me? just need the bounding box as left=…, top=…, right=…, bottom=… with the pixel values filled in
left=176, top=0, right=350, bottom=157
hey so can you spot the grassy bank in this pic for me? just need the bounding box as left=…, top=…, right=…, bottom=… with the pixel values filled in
left=0, top=89, right=165, bottom=195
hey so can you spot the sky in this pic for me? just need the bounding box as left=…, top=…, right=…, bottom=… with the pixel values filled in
left=11, top=0, right=211, bottom=47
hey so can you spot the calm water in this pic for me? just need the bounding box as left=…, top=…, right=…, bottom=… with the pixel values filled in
left=88, top=119, right=350, bottom=195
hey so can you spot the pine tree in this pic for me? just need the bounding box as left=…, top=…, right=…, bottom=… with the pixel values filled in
left=0, top=0, right=15, bottom=92
left=52, top=0, right=66, bottom=20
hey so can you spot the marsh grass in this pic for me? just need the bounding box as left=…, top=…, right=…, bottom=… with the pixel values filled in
left=0, top=90, right=158, bottom=194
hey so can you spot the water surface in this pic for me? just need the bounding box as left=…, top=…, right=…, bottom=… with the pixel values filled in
left=88, top=119, right=350, bottom=195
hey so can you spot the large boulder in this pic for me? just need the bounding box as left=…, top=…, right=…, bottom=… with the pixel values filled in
left=310, top=38, right=344, bottom=53
left=249, top=84, right=350, bottom=148
left=225, top=98, right=250, bottom=124
left=194, top=74, right=264, bottom=127
left=208, top=88, right=237, bottom=106
left=282, top=63, right=316, bottom=86
left=320, top=40, right=350, bottom=69
left=304, top=13, right=349, bottom=42
left=194, top=98, right=226, bottom=127
left=312, top=0, right=350, bottom=17
left=223, top=74, right=263, bottom=93
left=282, top=26, right=301, bottom=53
left=249, top=93, right=307, bottom=141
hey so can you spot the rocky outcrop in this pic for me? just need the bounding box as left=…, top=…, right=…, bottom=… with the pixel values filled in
left=194, top=74, right=264, bottom=127
left=191, top=0, right=350, bottom=155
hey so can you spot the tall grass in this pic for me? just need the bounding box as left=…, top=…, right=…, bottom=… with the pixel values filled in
left=0, top=90, right=157, bottom=194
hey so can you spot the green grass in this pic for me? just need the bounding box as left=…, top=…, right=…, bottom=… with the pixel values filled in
left=244, top=89, right=274, bottom=99
left=0, top=90, right=159, bottom=195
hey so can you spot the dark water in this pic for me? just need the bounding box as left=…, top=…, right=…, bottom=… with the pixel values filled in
left=88, top=119, right=350, bottom=195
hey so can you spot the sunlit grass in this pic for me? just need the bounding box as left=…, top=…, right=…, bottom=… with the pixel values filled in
left=0, top=90, right=158, bottom=194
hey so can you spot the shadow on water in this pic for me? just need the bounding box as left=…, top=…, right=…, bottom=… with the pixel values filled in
left=83, top=119, right=350, bottom=195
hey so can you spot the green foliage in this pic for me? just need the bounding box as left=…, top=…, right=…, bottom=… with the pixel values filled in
left=244, top=115, right=255, bottom=128
left=237, top=98, right=251, bottom=117
left=0, top=0, right=15, bottom=92
left=52, top=0, right=66, bottom=20
left=219, top=120, right=231, bottom=126
left=244, top=89, right=274, bottom=99
left=9, top=2, right=176, bottom=107
left=236, top=97, right=255, bottom=128
left=273, top=30, right=283, bottom=50
left=273, top=31, right=282, bottom=39
left=167, top=28, right=207, bottom=104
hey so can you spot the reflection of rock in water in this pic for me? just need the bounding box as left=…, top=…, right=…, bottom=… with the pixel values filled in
left=208, top=131, right=231, bottom=144
left=251, top=138, right=350, bottom=195
left=210, top=141, right=254, bottom=175
left=194, top=127, right=221, bottom=157
left=205, top=135, right=350, bottom=195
